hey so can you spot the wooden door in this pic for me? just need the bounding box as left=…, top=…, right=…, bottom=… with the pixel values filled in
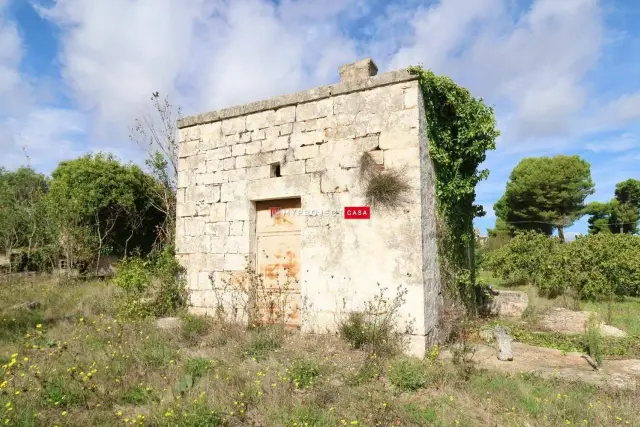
left=255, top=198, right=302, bottom=328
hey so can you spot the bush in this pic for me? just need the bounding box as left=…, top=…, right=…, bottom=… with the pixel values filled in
left=388, top=357, right=428, bottom=392
left=181, top=314, right=210, bottom=344
left=184, top=357, right=212, bottom=380
left=338, top=285, right=410, bottom=356
left=485, top=232, right=640, bottom=301
left=289, top=358, right=321, bottom=389
left=114, top=246, right=187, bottom=318
left=245, top=326, right=283, bottom=360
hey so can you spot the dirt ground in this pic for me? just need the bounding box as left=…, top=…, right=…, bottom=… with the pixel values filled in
left=440, top=342, right=640, bottom=392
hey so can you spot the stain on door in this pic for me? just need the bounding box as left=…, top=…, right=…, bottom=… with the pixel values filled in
left=255, top=198, right=302, bottom=329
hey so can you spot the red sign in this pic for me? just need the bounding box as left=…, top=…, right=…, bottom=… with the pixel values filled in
left=270, top=207, right=281, bottom=217
left=344, top=206, right=371, bottom=219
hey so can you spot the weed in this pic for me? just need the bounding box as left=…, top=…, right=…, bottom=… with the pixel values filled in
left=338, top=284, right=411, bottom=356
left=388, top=357, right=428, bottom=392
left=245, top=326, right=283, bottom=360
left=586, top=313, right=603, bottom=368
left=343, top=358, right=382, bottom=386
left=184, top=357, right=212, bottom=380
left=289, top=358, right=321, bottom=389
left=121, top=385, right=153, bottom=404
left=181, top=314, right=209, bottom=344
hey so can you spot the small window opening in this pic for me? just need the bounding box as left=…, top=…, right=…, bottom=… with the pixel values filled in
left=270, top=163, right=281, bottom=177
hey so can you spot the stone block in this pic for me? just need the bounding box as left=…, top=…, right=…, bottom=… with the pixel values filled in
left=224, top=133, right=240, bottom=146
left=186, top=185, right=220, bottom=204
left=229, top=221, right=245, bottom=236
left=296, top=98, right=333, bottom=121
left=262, top=136, right=290, bottom=152
left=246, top=110, right=275, bottom=131
left=225, top=254, right=248, bottom=271
left=207, top=203, right=226, bottom=222
left=379, top=127, right=419, bottom=150
left=206, top=159, right=220, bottom=173
left=226, top=235, right=250, bottom=254
left=208, top=146, right=232, bottom=160
left=227, top=199, right=252, bottom=221
left=222, top=157, right=236, bottom=170
left=277, top=123, right=293, bottom=136
left=487, top=290, right=529, bottom=318
left=176, top=201, right=196, bottom=218
left=204, top=221, right=228, bottom=237
left=177, top=170, right=195, bottom=189
left=221, top=181, right=248, bottom=202
left=232, top=144, right=246, bottom=156
left=281, top=160, right=306, bottom=175
left=245, top=141, right=262, bottom=155
left=384, top=147, right=420, bottom=169
left=200, top=122, right=223, bottom=149
left=320, top=171, right=351, bottom=193
left=246, top=165, right=271, bottom=180
left=305, top=158, right=326, bottom=173
left=251, top=129, right=266, bottom=141
left=226, top=168, right=247, bottom=182
left=290, top=130, right=325, bottom=147
left=222, top=116, right=246, bottom=135
left=274, top=106, right=295, bottom=125
left=212, top=171, right=228, bottom=184
left=293, top=145, right=319, bottom=160
left=403, top=84, right=419, bottom=109
left=195, top=172, right=214, bottom=186
left=179, top=140, right=199, bottom=158
left=176, top=188, right=185, bottom=204
left=247, top=175, right=311, bottom=200
left=239, top=131, right=251, bottom=143
left=387, top=108, right=419, bottom=131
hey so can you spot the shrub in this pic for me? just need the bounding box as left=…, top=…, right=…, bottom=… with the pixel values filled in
left=181, top=314, right=210, bottom=344
left=289, top=358, right=321, bottom=389
left=245, top=326, right=283, bottom=360
left=344, top=358, right=382, bottom=386
left=184, top=357, right=212, bottom=380
left=586, top=314, right=603, bottom=369
left=114, top=246, right=187, bottom=318
left=388, top=357, right=428, bottom=392
left=338, top=285, right=411, bottom=356
left=121, top=385, right=154, bottom=404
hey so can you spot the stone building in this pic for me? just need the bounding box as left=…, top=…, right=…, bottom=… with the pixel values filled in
left=175, top=58, right=442, bottom=356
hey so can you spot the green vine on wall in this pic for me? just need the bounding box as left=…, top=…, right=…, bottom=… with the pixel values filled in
left=408, top=66, right=499, bottom=313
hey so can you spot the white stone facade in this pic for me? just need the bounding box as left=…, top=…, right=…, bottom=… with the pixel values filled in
left=175, top=59, right=442, bottom=356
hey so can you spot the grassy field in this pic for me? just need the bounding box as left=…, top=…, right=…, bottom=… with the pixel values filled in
left=476, top=270, right=640, bottom=360
left=1, top=275, right=639, bottom=427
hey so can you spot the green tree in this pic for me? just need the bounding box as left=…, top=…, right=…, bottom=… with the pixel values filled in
left=494, top=155, right=595, bottom=242
left=584, top=179, right=640, bottom=235
left=0, top=167, right=48, bottom=271
left=46, top=153, right=164, bottom=273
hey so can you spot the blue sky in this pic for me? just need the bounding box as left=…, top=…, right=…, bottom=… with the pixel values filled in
left=1, top=0, right=639, bottom=238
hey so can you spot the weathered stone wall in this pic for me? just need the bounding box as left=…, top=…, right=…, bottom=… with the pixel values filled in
left=175, top=60, right=440, bottom=356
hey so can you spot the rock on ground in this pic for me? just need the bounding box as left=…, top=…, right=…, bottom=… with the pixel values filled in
left=487, top=290, right=529, bottom=318
left=439, top=342, right=640, bottom=392
left=494, top=325, right=514, bottom=361
left=539, top=308, right=627, bottom=337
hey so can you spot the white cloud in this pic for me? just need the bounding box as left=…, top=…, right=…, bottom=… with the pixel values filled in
left=0, top=0, right=31, bottom=116
left=1, top=107, right=88, bottom=172
left=381, top=0, right=603, bottom=145
left=585, top=133, right=638, bottom=153
left=37, top=0, right=362, bottom=136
